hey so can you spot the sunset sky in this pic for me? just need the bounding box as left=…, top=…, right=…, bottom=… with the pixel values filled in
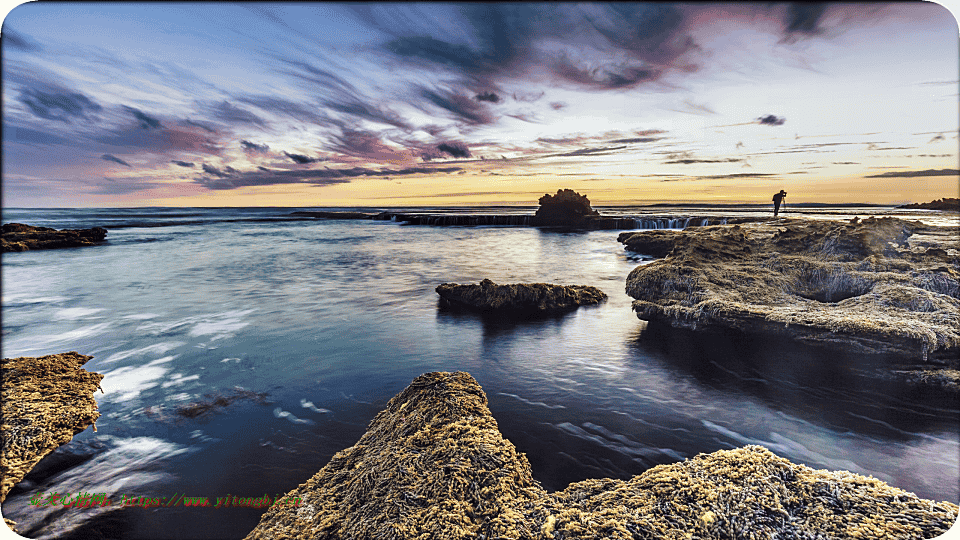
left=2, top=2, right=958, bottom=207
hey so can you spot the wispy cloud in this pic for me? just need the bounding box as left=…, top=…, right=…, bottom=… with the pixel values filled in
left=18, top=85, right=102, bottom=123
left=864, top=168, right=959, bottom=178
left=241, top=140, right=270, bottom=153
left=122, top=105, right=162, bottom=129
left=101, top=154, right=132, bottom=167
left=195, top=164, right=461, bottom=190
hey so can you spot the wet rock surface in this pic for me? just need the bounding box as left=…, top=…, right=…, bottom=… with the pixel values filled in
left=2, top=223, right=108, bottom=252
left=622, top=217, right=960, bottom=361
left=436, top=279, right=607, bottom=312
left=1, top=352, right=103, bottom=522
left=246, top=371, right=959, bottom=540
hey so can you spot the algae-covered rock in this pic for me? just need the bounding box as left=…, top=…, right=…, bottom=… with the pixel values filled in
left=1, top=352, right=103, bottom=503
left=246, top=372, right=959, bottom=540
left=2, top=223, right=108, bottom=252
left=437, top=279, right=607, bottom=312
left=623, top=217, right=960, bottom=360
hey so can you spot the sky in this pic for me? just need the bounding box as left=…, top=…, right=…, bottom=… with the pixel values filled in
left=2, top=2, right=958, bottom=207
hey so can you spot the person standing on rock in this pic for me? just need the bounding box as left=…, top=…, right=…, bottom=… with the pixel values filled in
left=772, top=190, right=787, bottom=217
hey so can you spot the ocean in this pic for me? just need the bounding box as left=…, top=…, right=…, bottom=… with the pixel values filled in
left=2, top=205, right=957, bottom=539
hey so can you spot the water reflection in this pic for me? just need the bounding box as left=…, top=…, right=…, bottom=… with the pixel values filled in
left=628, top=321, right=959, bottom=443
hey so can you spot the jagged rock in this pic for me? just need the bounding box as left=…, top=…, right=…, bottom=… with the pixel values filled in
left=2, top=223, right=108, bottom=252
left=531, top=189, right=600, bottom=227
left=436, top=279, right=606, bottom=312
left=1, top=352, right=103, bottom=503
left=899, top=198, right=960, bottom=211
left=623, top=217, right=960, bottom=360
left=617, top=229, right=685, bottom=258
left=245, top=371, right=959, bottom=540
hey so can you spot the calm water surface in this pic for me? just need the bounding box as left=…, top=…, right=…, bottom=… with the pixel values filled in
left=2, top=207, right=957, bottom=539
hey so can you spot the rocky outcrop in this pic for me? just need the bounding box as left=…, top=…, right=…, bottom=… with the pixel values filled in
left=617, top=229, right=685, bottom=258
left=245, top=371, right=959, bottom=540
left=2, top=223, right=108, bottom=252
left=899, top=198, right=959, bottom=211
left=531, top=189, right=600, bottom=227
left=436, top=279, right=606, bottom=312
left=1, top=352, right=103, bottom=504
left=622, top=217, right=960, bottom=360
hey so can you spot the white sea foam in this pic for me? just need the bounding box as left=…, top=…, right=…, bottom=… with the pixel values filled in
left=99, top=357, right=175, bottom=402
left=122, top=313, right=161, bottom=320
left=188, top=309, right=255, bottom=341
left=0, top=435, right=190, bottom=539
left=274, top=407, right=315, bottom=425
left=161, top=373, right=200, bottom=388
left=300, top=399, right=331, bottom=414
left=101, top=341, right=186, bottom=364
left=41, top=322, right=113, bottom=346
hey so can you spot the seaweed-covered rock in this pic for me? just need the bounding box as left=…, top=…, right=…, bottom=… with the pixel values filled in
left=436, top=279, right=606, bottom=312
left=623, top=217, right=960, bottom=360
left=2, top=223, right=108, bottom=252
left=531, top=189, right=600, bottom=227
left=246, top=372, right=959, bottom=540
left=1, top=352, right=103, bottom=502
left=618, top=229, right=685, bottom=258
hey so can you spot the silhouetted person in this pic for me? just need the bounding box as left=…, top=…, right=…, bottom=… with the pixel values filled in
left=773, top=190, right=787, bottom=217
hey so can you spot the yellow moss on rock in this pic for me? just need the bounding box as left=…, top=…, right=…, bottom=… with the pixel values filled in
left=622, top=217, right=960, bottom=360
left=1, top=352, right=103, bottom=505
left=246, top=372, right=959, bottom=540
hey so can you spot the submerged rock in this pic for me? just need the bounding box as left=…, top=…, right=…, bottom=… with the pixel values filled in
left=622, top=217, right=960, bottom=360
left=436, top=279, right=606, bottom=312
left=531, top=188, right=600, bottom=227
left=1, top=352, right=103, bottom=505
left=2, top=223, right=108, bottom=252
left=246, top=371, right=958, bottom=540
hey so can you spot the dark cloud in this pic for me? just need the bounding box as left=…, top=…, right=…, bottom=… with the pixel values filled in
left=864, top=169, right=959, bottom=178
left=211, top=101, right=266, bottom=127
left=756, top=114, right=786, bottom=126
left=181, top=119, right=218, bottom=133
left=202, top=164, right=232, bottom=178
left=241, top=140, right=270, bottom=153
left=552, top=56, right=662, bottom=90
left=4, top=125, right=72, bottom=146
left=609, top=137, right=661, bottom=144
left=783, top=3, right=828, bottom=37
left=258, top=166, right=270, bottom=172
left=328, top=129, right=410, bottom=162
left=664, top=157, right=741, bottom=164
left=695, top=172, right=777, bottom=180
left=928, top=134, right=945, bottom=143
left=419, top=87, right=495, bottom=125
left=170, top=160, right=194, bottom=167
left=18, top=86, right=102, bottom=122
left=283, top=151, right=321, bottom=164
left=437, top=141, right=472, bottom=158
left=122, top=106, right=162, bottom=129
left=94, top=122, right=218, bottom=153
left=4, top=30, right=42, bottom=52
left=550, top=102, right=567, bottom=110
left=196, top=164, right=460, bottom=190
left=324, top=99, right=410, bottom=130
left=736, top=141, right=744, bottom=149
left=832, top=161, right=858, bottom=165
left=557, top=145, right=627, bottom=157
left=476, top=92, right=500, bottom=103
left=101, top=154, right=132, bottom=167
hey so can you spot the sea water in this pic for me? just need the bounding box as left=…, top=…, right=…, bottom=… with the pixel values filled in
left=1, top=206, right=957, bottom=539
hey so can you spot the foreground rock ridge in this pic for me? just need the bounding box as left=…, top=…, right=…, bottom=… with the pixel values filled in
left=1, top=353, right=103, bottom=505
left=621, top=217, right=960, bottom=360
left=2, top=223, right=108, bottom=252
left=246, top=372, right=958, bottom=540
left=437, top=279, right=607, bottom=312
